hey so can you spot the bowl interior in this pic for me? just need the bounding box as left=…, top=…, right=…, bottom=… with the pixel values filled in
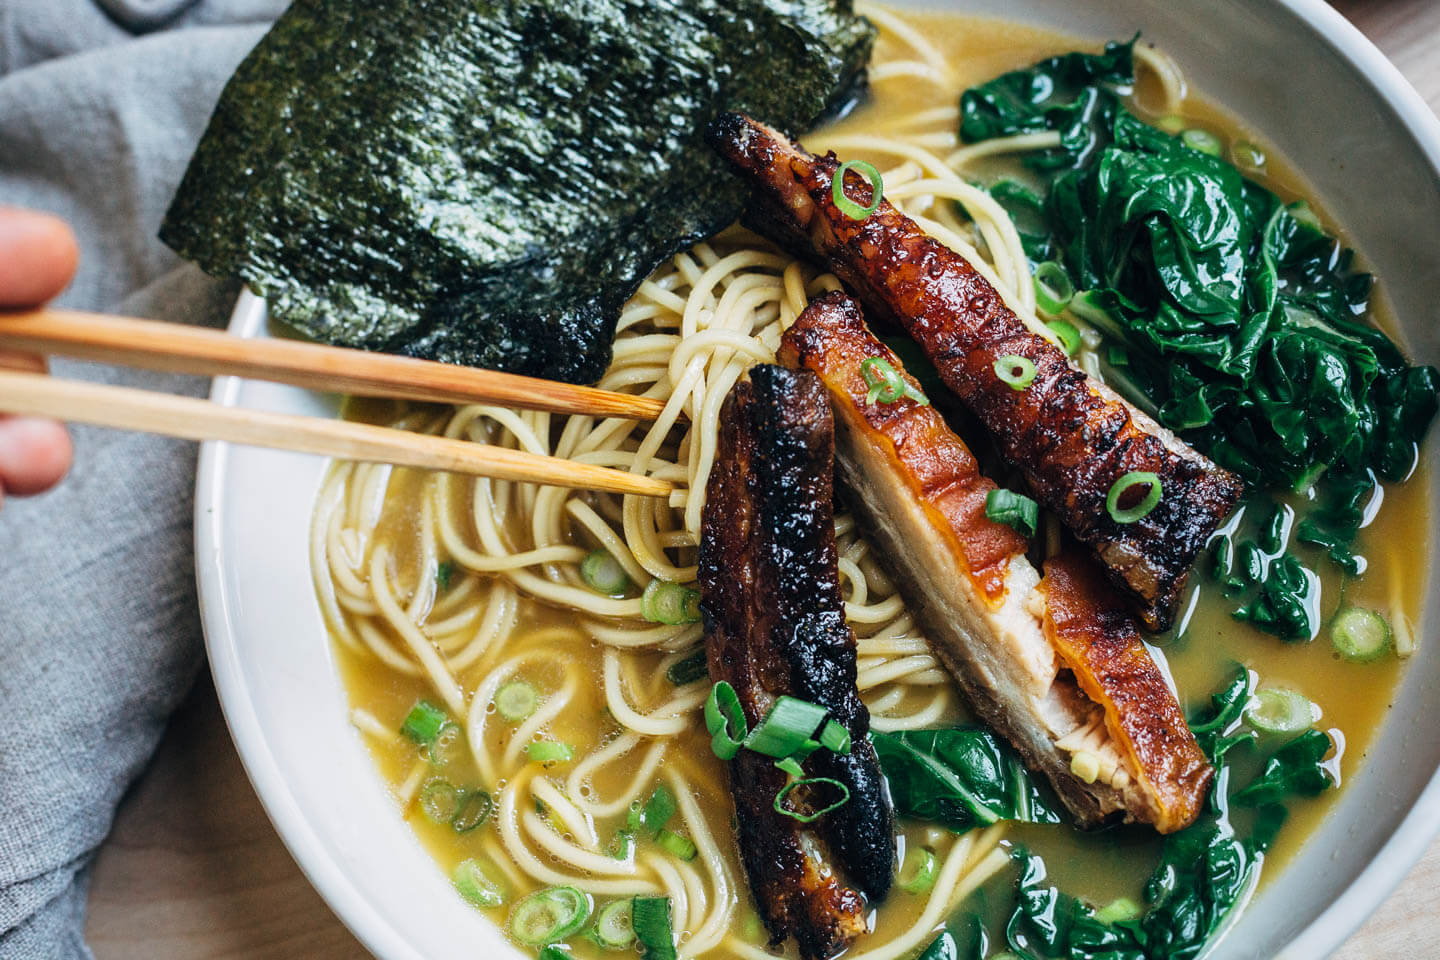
left=194, top=3, right=1440, bottom=958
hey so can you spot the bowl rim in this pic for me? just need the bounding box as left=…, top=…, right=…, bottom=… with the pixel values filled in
left=193, top=3, right=1440, bottom=958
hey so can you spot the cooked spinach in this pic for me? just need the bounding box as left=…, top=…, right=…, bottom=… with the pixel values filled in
left=1233, top=729, right=1334, bottom=807
left=997, top=667, right=1333, bottom=960
left=162, top=0, right=874, bottom=383
left=958, top=44, right=1436, bottom=597
left=871, top=728, right=1061, bottom=831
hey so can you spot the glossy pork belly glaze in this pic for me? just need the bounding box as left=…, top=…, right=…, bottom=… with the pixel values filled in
left=779, top=293, right=1210, bottom=833
left=699, top=364, right=895, bottom=960
left=708, top=113, right=1246, bottom=632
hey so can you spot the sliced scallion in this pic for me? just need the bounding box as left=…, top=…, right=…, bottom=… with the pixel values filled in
left=744, top=696, right=829, bottom=760
left=860, top=356, right=928, bottom=407
left=538, top=948, right=570, bottom=960
left=593, top=898, right=636, bottom=949
left=419, top=779, right=463, bottom=824
left=452, top=790, right=494, bottom=833
left=1232, top=139, right=1265, bottom=172
left=1181, top=127, right=1223, bottom=157
left=1095, top=897, right=1141, bottom=925
left=495, top=681, right=539, bottom=723
left=632, top=896, right=678, bottom=960
left=656, top=828, right=698, bottom=861
left=1107, top=345, right=1129, bottom=367
left=1047, top=319, right=1082, bottom=357
left=427, top=721, right=462, bottom=767
left=641, top=580, right=701, bottom=625
left=453, top=856, right=507, bottom=908
left=832, top=159, right=883, bottom=221
left=508, top=885, right=591, bottom=945
left=1106, top=471, right=1162, bottom=523
left=436, top=561, right=456, bottom=590
left=704, top=681, right=748, bottom=760
left=608, top=829, right=636, bottom=861
left=665, top=650, right=708, bottom=686
left=526, top=740, right=575, bottom=766
left=1247, top=688, right=1321, bottom=735
left=581, top=549, right=631, bottom=597
left=774, top=776, right=851, bottom=823
left=818, top=719, right=851, bottom=755
left=1033, top=261, right=1074, bottom=316
left=640, top=784, right=677, bottom=835
left=898, top=846, right=937, bottom=894
left=994, top=355, right=1037, bottom=391
left=774, top=756, right=805, bottom=778
left=1331, top=607, right=1391, bottom=662
left=985, top=488, right=1039, bottom=538
left=400, top=699, right=448, bottom=745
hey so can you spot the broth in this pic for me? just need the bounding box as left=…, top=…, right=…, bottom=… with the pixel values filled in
left=319, top=9, right=1428, bottom=959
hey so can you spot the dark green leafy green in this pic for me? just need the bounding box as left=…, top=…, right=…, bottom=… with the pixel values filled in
left=162, top=0, right=874, bottom=383
left=958, top=42, right=1437, bottom=598
left=1205, top=500, right=1323, bottom=641
left=1233, top=729, right=1335, bottom=807
left=998, top=667, right=1332, bottom=960
left=1233, top=553, right=1319, bottom=641
left=871, top=728, right=1061, bottom=831
left=959, top=39, right=1135, bottom=175
left=916, top=931, right=959, bottom=960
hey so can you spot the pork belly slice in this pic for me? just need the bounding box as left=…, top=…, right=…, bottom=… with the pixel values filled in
left=699, top=363, right=895, bottom=960
left=778, top=292, right=1211, bottom=833
left=708, top=112, right=1245, bottom=632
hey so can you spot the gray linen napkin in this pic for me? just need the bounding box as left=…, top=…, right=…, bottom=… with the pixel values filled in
left=0, top=2, right=286, bottom=956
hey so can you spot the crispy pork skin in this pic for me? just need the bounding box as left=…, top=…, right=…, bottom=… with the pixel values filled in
left=778, top=292, right=1211, bottom=832
left=699, top=363, right=894, bottom=959
left=709, top=112, right=1245, bottom=631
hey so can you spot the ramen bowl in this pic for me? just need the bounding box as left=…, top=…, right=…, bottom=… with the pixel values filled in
left=194, top=1, right=1440, bottom=957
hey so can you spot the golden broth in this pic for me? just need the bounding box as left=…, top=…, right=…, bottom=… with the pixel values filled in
left=321, top=8, right=1429, bottom=958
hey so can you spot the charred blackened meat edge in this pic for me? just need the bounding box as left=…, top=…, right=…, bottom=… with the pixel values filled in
left=699, top=364, right=895, bottom=960
left=707, top=112, right=1245, bottom=631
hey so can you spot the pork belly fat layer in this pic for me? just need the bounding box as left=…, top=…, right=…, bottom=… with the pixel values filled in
left=699, top=364, right=894, bottom=959
left=1042, top=553, right=1213, bottom=833
left=708, top=112, right=1245, bottom=632
left=779, top=292, right=1211, bottom=833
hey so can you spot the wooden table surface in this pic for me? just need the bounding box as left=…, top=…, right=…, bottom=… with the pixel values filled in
left=81, top=3, right=1440, bottom=957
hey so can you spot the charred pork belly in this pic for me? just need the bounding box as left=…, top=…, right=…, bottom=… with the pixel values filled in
left=709, top=112, right=1245, bottom=631
left=778, top=292, right=1211, bottom=832
left=699, top=363, right=894, bottom=960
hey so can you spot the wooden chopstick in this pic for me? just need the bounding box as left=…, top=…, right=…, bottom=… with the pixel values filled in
left=0, top=371, right=674, bottom=498
left=0, top=308, right=670, bottom=422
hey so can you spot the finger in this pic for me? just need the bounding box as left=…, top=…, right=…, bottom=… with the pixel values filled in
left=0, top=208, right=79, bottom=308
left=0, top=350, right=46, bottom=373
left=0, top=415, right=73, bottom=497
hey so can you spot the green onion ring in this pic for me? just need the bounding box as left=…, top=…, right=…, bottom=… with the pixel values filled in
left=832, top=160, right=883, bottom=220
left=773, top=776, right=851, bottom=823
left=704, top=681, right=748, bottom=760
left=1047, top=319, right=1082, bottom=357
left=898, top=846, right=937, bottom=894
left=994, top=355, right=1037, bottom=390
left=1106, top=471, right=1163, bottom=523
left=1033, top=261, right=1074, bottom=316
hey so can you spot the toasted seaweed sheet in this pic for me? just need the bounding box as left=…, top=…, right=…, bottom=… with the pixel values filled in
left=160, top=0, right=874, bottom=383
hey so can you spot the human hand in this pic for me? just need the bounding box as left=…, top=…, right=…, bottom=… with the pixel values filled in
left=0, top=207, right=78, bottom=511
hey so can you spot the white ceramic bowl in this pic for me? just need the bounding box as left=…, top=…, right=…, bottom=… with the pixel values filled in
left=194, top=2, right=1440, bottom=957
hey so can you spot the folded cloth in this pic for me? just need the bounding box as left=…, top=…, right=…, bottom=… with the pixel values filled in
left=0, top=3, right=286, bottom=957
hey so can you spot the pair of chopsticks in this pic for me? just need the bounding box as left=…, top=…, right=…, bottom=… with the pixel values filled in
left=0, top=308, right=675, bottom=498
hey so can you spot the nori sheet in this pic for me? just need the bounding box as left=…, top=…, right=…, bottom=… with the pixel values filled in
left=160, top=0, right=874, bottom=383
